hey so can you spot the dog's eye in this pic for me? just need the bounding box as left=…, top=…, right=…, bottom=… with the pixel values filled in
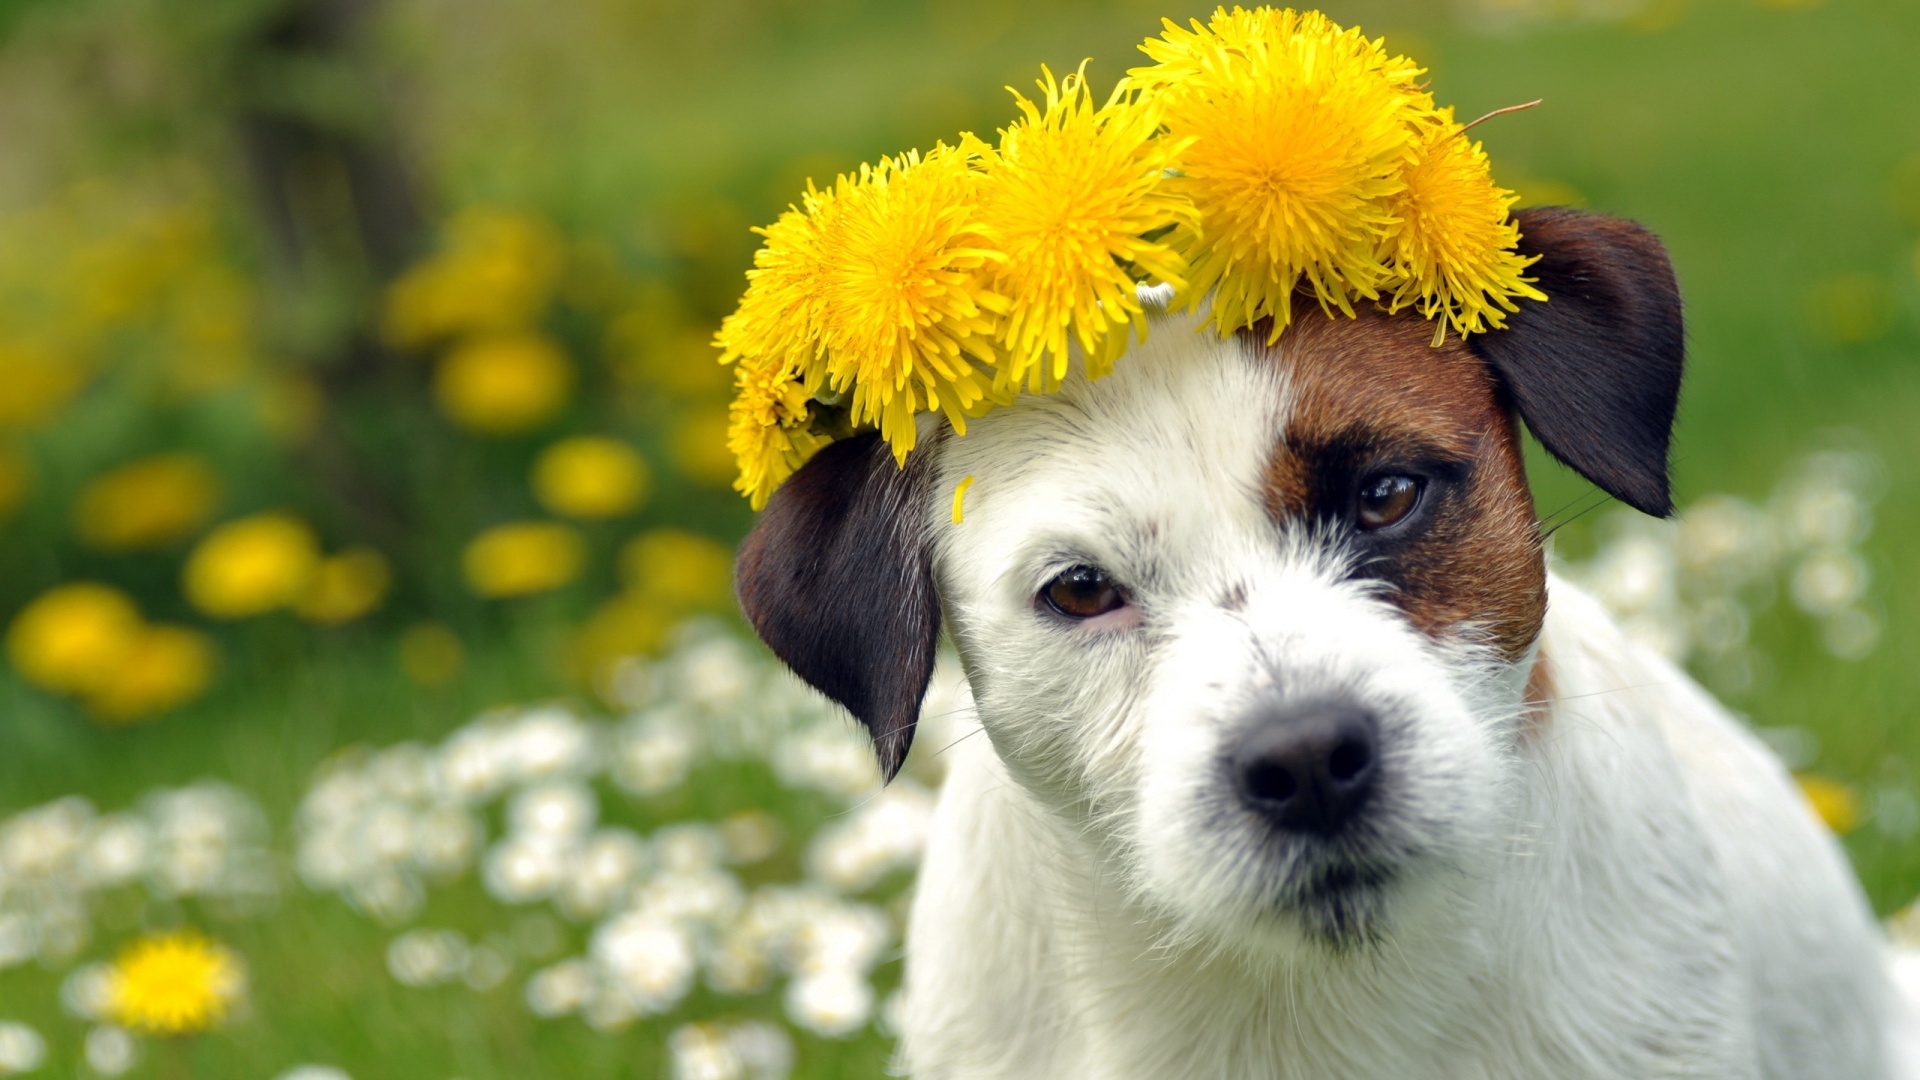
left=1356, top=474, right=1424, bottom=530
left=1042, top=565, right=1126, bottom=619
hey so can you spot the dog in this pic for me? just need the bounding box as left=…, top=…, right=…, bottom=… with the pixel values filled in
left=735, top=207, right=1920, bottom=1078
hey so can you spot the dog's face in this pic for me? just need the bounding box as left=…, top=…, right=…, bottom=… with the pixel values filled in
left=738, top=207, right=1685, bottom=954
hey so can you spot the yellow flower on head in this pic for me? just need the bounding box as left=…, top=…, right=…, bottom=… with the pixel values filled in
left=296, top=547, right=393, bottom=626
left=6, top=582, right=142, bottom=694
left=462, top=521, right=585, bottom=598
left=532, top=436, right=651, bottom=519
left=981, top=64, right=1197, bottom=390
left=106, top=929, right=245, bottom=1036
left=715, top=181, right=841, bottom=375
left=1132, top=7, right=1429, bottom=339
left=619, top=528, right=734, bottom=611
left=434, top=334, right=575, bottom=435
left=182, top=513, right=322, bottom=619
left=819, top=143, right=1006, bottom=461
left=1383, top=111, right=1547, bottom=344
left=726, top=359, right=830, bottom=510
left=73, top=453, right=223, bottom=552
left=82, top=624, right=217, bottom=723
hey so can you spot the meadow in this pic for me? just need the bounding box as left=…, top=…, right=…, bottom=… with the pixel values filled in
left=0, top=0, right=1917, bottom=1076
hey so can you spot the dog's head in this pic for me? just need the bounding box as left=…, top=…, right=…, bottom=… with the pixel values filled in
left=736, top=207, right=1684, bottom=951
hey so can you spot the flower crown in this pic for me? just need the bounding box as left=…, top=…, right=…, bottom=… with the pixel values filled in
left=717, top=6, right=1546, bottom=508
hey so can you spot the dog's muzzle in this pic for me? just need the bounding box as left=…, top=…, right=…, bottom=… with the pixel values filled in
left=1232, top=699, right=1379, bottom=836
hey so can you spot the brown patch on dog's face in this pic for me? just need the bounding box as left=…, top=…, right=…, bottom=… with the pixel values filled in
left=1252, top=309, right=1546, bottom=662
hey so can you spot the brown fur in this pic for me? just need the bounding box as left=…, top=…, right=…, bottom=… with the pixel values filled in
left=1252, top=308, right=1547, bottom=663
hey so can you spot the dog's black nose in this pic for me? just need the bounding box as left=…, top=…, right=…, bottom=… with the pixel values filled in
left=1233, top=702, right=1379, bottom=835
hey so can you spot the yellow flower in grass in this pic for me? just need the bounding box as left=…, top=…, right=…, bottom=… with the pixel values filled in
left=73, top=453, right=222, bottom=551
left=183, top=513, right=321, bottom=619
left=296, top=547, right=392, bottom=625
left=463, top=521, right=584, bottom=598
left=726, top=360, right=830, bottom=510
left=6, top=583, right=143, bottom=694
left=818, top=143, right=1007, bottom=461
left=670, top=408, right=737, bottom=488
left=1131, top=7, right=1430, bottom=338
left=571, top=593, right=672, bottom=688
left=1382, top=112, right=1547, bottom=343
left=0, top=448, right=29, bottom=522
left=532, top=436, right=651, bottom=519
left=106, top=930, right=244, bottom=1036
left=981, top=64, right=1197, bottom=390
left=82, top=624, right=217, bottom=723
left=619, top=528, right=734, bottom=610
left=1797, top=774, right=1860, bottom=835
left=398, top=622, right=465, bottom=686
left=434, top=334, right=574, bottom=435
left=383, top=208, right=567, bottom=348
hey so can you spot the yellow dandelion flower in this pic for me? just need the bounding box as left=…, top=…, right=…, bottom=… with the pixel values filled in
left=715, top=181, right=841, bottom=375
left=6, top=582, right=143, bottom=694
left=82, top=624, right=217, bottom=723
left=73, top=453, right=223, bottom=552
left=0, top=448, right=30, bottom=523
left=462, top=521, right=584, bottom=598
left=981, top=64, right=1196, bottom=390
left=296, top=547, right=393, bottom=626
left=182, top=513, right=322, bottom=619
left=434, top=334, right=575, bottom=434
left=398, top=622, right=465, bottom=686
left=532, top=436, right=652, bottom=519
left=106, top=930, right=245, bottom=1036
left=1797, top=774, right=1861, bottom=835
left=619, top=528, right=734, bottom=611
left=818, top=143, right=1007, bottom=462
left=726, top=359, right=831, bottom=510
left=382, top=208, right=566, bottom=349
left=1132, top=7, right=1430, bottom=338
left=1382, top=111, right=1547, bottom=343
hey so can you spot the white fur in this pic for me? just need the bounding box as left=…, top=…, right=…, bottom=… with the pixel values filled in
left=894, top=304, right=1917, bottom=1079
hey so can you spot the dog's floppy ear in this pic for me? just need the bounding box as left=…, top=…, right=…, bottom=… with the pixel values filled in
left=1468, top=206, right=1685, bottom=518
left=735, top=432, right=939, bottom=782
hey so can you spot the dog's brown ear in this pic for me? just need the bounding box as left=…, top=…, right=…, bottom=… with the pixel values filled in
left=735, top=432, right=939, bottom=782
left=1468, top=206, right=1685, bottom=517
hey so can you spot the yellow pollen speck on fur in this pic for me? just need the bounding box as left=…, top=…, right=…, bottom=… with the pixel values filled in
left=951, top=475, right=977, bottom=524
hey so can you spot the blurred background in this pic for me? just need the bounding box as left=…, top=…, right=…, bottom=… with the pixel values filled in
left=0, top=0, right=1914, bottom=1076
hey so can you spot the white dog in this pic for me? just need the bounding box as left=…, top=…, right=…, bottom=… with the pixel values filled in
left=736, top=207, right=1919, bottom=1078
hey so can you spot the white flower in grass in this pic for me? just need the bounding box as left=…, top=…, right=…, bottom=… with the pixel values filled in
left=773, top=726, right=880, bottom=803
left=81, top=815, right=153, bottom=888
left=484, top=834, right=574, bottom=905
left=360, top=801, right=418, bottom=866
left=276, top=1067, right=352, bottom=1080
left=592, top=912, right=696, bottom=1016
left=295, top=825, right=362, bottom=891
left=387, top=929, right=469, bottom=987
left=507, top=783, right=597, bottom=840
left=500, top=707, right=597, bottom=783
left=348, top=870, right=425, bottom=926
left=83, top=1025, right=136, bottom=1076
left=1673, top=495, right=1772, bottom=583
left=792, top=906, right=890, bottom=976
left=668, top=1023, right=743, bottom=1080
left=559, top=830, right=650, bottom=919
left=727, top=1020, right=795, bottom=1080
left=0, top=916, right=33, bottom=971
left=705, top=929, right=774, bottom=996
left=613, top=710, right=703, bottom=798
left=807, top=781, right=934, bottom=893
left=0, top=1021, right=45, bottom=1074
left=1791, top=547, right=1868, bottom=616
left=525, top=959, right=594, bottom=1017
left=671, top=635, right=758, bottom=715
left=1825, top=606, right=1881, bottom=661
left=654, top=824, right=725, bottom=875
left=369, top=743, right=436, bottom=802
left=720, top=811, right=782, bottom=865
left=438, top=721, right=514, bottom=803
left=413, top=805, right=484, bottom=881
left=464, top=943, right=512, bottom=991
left=0, top=796, right=93, bottom=878
left=61, top=962, right=116, bottom=1020
left=300, top=766, right=375, bottom=827
left=786, top=968, right=874, bottom=1037
left=635, top=870, right=745, bottom=928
